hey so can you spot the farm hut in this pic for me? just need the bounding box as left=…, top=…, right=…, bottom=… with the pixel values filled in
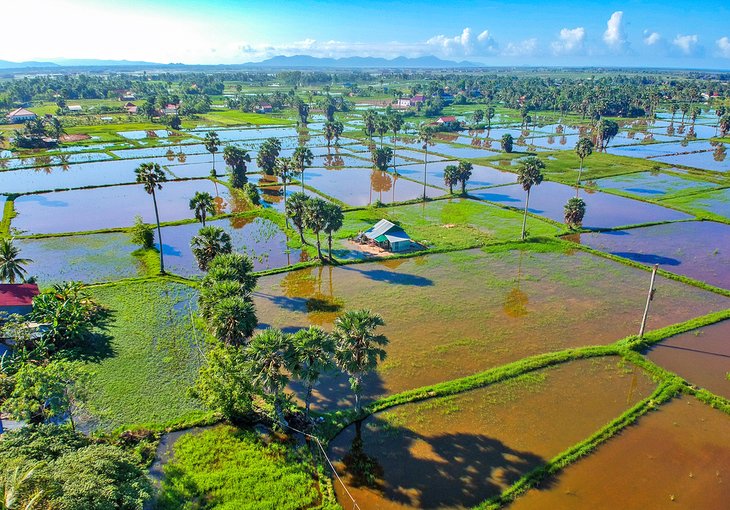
left=361, top=219, right=412, bottom=252
left=6, top=108, right=37, bottom=123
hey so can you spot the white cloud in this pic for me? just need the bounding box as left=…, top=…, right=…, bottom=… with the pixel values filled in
left=552, top=27, right=586, bottom=55
left=503, top=38, right=539, bottom=57
left=717, top=37, right=730, bottom=58
left=426, top=27, right=497, bottom=56
left=673, top=34, right=699, bottom=55
left=603, top=11, right=628, bottom=51
left=643, top=31, right=661, bottom=46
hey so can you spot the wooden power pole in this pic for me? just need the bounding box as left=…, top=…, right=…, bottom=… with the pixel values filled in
left=639, top=264, right=659, bottom=339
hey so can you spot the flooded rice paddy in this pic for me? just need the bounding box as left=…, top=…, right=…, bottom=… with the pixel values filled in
left=394, top=161, right=517, bottom=189
left=593, top=171, right=716, bottom=198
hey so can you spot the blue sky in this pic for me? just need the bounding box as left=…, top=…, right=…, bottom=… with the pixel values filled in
left=2, top=0, right=729, bottom=68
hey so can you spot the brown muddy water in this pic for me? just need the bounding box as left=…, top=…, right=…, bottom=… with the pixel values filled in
left=253, top=249, right=729, bottom=411
left=510, top=396, right=730, bottom=510
left=328, top=357, right=656, bottom=509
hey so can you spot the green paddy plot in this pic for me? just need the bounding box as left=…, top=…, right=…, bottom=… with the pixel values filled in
left=646, top=320, right=730, bottom=399
left=329, top=357, right=656, bottom=510
left=16, top=232, right=143, bottom=285
left=661, top=187, right=730, bottom=221
left=254, top=247, right=729, bottom=410
left=329, top=199, right=561, bottom=259
left=593, top=171, right=717, bottom=199
left=510, top=397, right=730, bottom=510
left=83, top=280, right=206, bottom=431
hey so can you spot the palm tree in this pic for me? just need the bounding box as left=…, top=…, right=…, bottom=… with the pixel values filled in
left=371, top=147, right=393, bottom=172
left=443, top=164, right=458, bottom=194
left=323, top=203, right=344, bottom=262
left=0, top=239, right=32, bottom=284
left=304, top=198, right=329, bottom=260
left=1, top=463, right=43, bottom=510
left=375, top=115, right=389, bottom=148
left=191, top=226, right=233, bottom=271
left=457, top=161, right=473, bottom=194
left=292, top=146, right=314, bottom=191
left=209, top=296, right=257, bottom=346
left=418, top=125, right=435, bottom=200
left=189, top=191, right=215, bottom=226
left=274, top=157, right=295, bottom=227
left=286, top=192, right=310, bottom=245
left=204, top=131, right=221, bottom=176
left=575, top=137, right=594, bottom=188
left=388, top=112, right=404, bottom=174
left=135, top=162, right=167, bottom=274
left=290, top=326, right=335, bottom=418
left=362, top=110, right=377, bottom=139
left=564, top=197, right=587, bottom=229
left=323, top=121, right=335, bottom=149
left=223, top=145, right=251, bottom=188
left=246, top=328, right=293, bottom=427
left=202, top=252, right=257, bottom=295
left=333, top=309, right=388, bottom=415
left=516, top=156, right=545, bottom=241
left=501, top=133, right=514, bottom=153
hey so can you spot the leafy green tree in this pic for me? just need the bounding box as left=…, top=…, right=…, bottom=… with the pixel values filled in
left=443, top=164, right=458, bottom=194
left=516, top=156, right=545, bottom=241
left=134, top=162, right=167, bottom=274
left=501, top=133, right=514, bottom=153
left=191, top=226, right=232, bottom=271
left=168, top=115, right=181, bottom=131
left=323, top=203, right=344, bottom=261
left=192, top=343, right=254, bottom=422
left=286, top=192, right=310, bottom=245
left=371, top=147, right=393, bottom=171
left=204, top=131, right=221, bottom=176
left=223, top=145, right=251, bottom=188
left=472, top=109, right=484, bottom=125
left=292, top=146, right=314, bottom=190
left=418, top=125, right=435, bottom=200
left=141, top=100, right=156, bottom=120
left=575, top=137, right=594, bottom=186
left=304, top=198, right=329, bottom=260
left=0, top=238, right=31, bottom=284
left=245, top=328, right=294, bottom=428
left=129, top=215, right=154, bottom=250
left=257, top=138, right=282, bottom=175
left=189, top=191, right=215, bottom=227
left=290, top=326, right=335, bottom=418
left=333, top=309, right=388, bottom=415
left=456, top=161, right=473, bottom=194
left=720, top=114, right=730, bottom=137
left=564, top=197, right=587, bottom=229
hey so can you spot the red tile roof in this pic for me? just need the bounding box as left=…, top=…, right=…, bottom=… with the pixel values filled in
left=0, top=284, right=39, bottom=307
left=438, top=116, right=457, bottom=123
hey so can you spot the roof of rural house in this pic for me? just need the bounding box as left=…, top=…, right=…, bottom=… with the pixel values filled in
left=438, top=116, right=457, bottom=122
left=0, top=284, right=40, bottom=307
left=6, top=108, right=35, bottom=117
left=411, top=95, right=425, bottom=101
left=365, top=219, right=409, bottom=240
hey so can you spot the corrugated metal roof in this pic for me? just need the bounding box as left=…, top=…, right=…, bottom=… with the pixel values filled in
left=364, top=219, right=396, bottom=239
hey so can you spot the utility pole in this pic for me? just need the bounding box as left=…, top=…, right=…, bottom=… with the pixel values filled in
left=639, top=264, right=659, bottom=339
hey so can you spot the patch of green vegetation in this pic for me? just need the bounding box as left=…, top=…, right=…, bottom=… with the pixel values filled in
left=1, top=195, right=16, bottom=236
left=194, top=110, right=295, bottom=126
left=659, top=187, right=730, bottom=223
left=156, top=425, right=338, bottom=510
left=132, top=247, right=161, bottom=276
left=85, top=279, right=208, bottom=430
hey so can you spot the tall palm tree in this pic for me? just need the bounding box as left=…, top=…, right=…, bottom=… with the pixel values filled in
left=516, top=156, right=545, bottom=241
left=388, top=112, right=404, bottom=174
left=575, top=137, right=594, bottom=188
left=286, top=192, right=310, bottom=245
left=564, top=197, right=587, bottom=229
left=457, top=161, right=473, bottom=194
left=323, top=203, right=344, bottom=262
left=191, top=226, right=233, bottom=271
left=333, top=309, right=388, bottom=415
left=189, top=191, right=215, bottom=226
left=304, top=198, right=329, bottom=260
left=274, top=157, right=295, bottom=227
left=135, top=162, right=168, bottom=274
left=209, top=296, right=257, bottom=346
left=222, top=145, right=251, bottom=189
left=246, top=328, right=293, bottom=427
left=0, top=239, right=32, bottom=284
left=292, top=146, right=314, bottom=191
left=290, top=326, right=335, bottom=418
left=204, top=131, right=221, bottom=176
left=443, top=164, right=458, bottom=194
left=418, top=125, right=435, bottom=200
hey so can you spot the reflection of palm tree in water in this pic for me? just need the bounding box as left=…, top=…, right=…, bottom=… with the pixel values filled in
left=504, top=250, right=529, bottom=318
left=371, top=170, right=393, bottom=203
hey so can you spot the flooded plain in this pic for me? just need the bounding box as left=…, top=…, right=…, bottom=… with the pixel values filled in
left=593, top=171, right=716, bottom=198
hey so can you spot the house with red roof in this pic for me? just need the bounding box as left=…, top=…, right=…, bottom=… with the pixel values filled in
left=256, top=103, right=273, bottom=113
left=0, top=284, right=39, bottom=316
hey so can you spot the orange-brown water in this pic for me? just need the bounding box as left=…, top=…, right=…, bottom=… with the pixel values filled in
left=328, top=357, right=656, bottom=509
left=510, top=396, right=730, bottom=510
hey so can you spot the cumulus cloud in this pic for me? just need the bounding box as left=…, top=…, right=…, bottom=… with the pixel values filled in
left=503, top=38, right=539, bottom=57
left=717, top=37, right=730, bottom=58
left=673, top=34, right=699, bottom=55
left=603, top=11, right=628, bottom=51
left=426, top=27, right=498, bottom=55
left=552, top=27, right=586, bottom=55
left=643, top=30, right=661, bottom=46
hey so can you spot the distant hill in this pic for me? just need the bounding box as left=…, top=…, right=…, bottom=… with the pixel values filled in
left=49, top=58, right=163, bottom=67
left=245, top=55, right=481, bottom=69
left=0, top=59, right=59, bottom=69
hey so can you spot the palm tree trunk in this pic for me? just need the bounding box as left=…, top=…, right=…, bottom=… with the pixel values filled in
left=316, top=232, right=322, bottom=260
left=305, top=384, right=313, bottom=418
left=328, top=233, right=333, bottom=261
left=422, top=149, right=428, bottom=201
left=301, top=168, right=305, bottom=191
left=461, top=181, right=466, bottom=194
left=273, top=397, right=288, bottom=429
left=283, top=180, right=288, bottom=228
left=299, top=226, right=306, bottom=245
left=577, top=158, right=584, bottom=187
left=393, top=131, right=398, bottom=174
left=521, top=189, right=530, bottom=241
left=211, top=152, right=216, bottom=177
left=152, top=189, right=166, bottom=274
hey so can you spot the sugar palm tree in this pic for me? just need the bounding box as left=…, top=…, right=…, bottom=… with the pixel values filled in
left=516, top=156, right=545, bottom=241
left=443, top=164, right=458, bottom=194
left=323, top=203, right=344, bottom=262
left=189, top=191, right=215, bottom=226
left=333, top=309, right=388, bottom=415
left=135, top=162, right=168, bottom=274
left=246, top=328, right=293, bottom=428
left=575, top=137, right=594, bottom=188
left=418, top=125, right=435, bottom=200
left=388, top=112, right=404, bottom=174
left=304, top=198, right=329, bottom=260
left=204, top=131, right=221, bottom=176
left=457, top=161, right=473, bottom=194
left=223, top=145, right=251, bottom=188
left=290, top=326, right=335, bottom=418
left=0, top=238, right=32, bottom=284
left=564, top=197, right=587, bottom=229
left=292, top=146, right=314, bottom=191
left=274, top=157, right=295, bottom=227
left=286, top=192, right=310, bottom=245
left=209, top=295, right=257, bottom=346
left=191, top=226, right=232, bottom=271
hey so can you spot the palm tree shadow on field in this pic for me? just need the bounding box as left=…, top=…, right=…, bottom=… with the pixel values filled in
left=331, top=415, right=553, bottom=508
left=288, top=367, right=386, bottom=414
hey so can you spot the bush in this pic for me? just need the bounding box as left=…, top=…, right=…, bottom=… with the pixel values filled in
left=129, top=215, right=154, bottom=249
